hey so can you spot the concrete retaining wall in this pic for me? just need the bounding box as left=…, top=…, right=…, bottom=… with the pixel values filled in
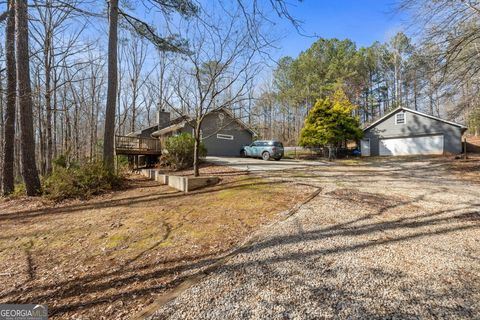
left=185, top=176, right=220, bottom=192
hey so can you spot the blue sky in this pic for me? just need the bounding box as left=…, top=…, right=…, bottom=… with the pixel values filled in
left=273, top=0, right=409, bottom=59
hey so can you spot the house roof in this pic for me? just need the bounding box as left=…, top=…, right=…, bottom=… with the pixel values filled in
left=126, top=124, right=159, bottom=137
left=151, top=121, right=187, bottom=137
left=363, top=106, right=467, bottom=132
left=150, top=107, right=256, bottom=137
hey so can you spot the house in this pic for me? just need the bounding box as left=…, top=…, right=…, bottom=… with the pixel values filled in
left=361, top=107, right=467, bottom=156
left=130, top=108, right=255, bottom=157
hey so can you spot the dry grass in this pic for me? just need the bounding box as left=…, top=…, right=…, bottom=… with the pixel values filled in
left=447, top=155, right=480, bottom=182
left=0, top=166, right=313, bottom=319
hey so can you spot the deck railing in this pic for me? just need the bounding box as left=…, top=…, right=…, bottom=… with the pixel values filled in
left=115, top=135, right=161, bottom=154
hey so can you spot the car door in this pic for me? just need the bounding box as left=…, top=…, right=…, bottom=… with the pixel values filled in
left=250, top=142, right=260, bottom=157
left=244, top=142, right=256, bottom=156
left=255, top=142, right=266, bottom=157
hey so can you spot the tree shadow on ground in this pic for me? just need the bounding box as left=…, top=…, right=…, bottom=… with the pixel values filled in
left=1, top=185, right=478, bottom=318
left=0, top=176, right=287, bottom=222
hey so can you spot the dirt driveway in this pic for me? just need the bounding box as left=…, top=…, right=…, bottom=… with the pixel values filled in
left=153, top=157, right=480, bottom=319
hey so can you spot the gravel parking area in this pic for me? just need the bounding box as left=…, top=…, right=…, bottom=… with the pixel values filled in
left=206, top=156, right=329, bottom=172
left=151, top=158, right=480, bottom=319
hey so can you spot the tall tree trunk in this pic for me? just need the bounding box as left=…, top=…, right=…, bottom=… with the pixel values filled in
left=90, top=74, right=96, bottom=159
left=0, top=71, right=3, bottom=169
left=44, top=29, right=53, bottom=174
left=131, top=84, right=136, bottom=133
left=2, top=0, right=16, bottom=195
left=52, top=73, right=58, bottom=160
left=16, top=0, right=41, bottom=195
left=37, top=91, right=46, bottom=174
left=103, top=0, right=119, bottom=171
left=73, top=97, right=79, bottom=161
left=193, top=125, right=201, bottom=177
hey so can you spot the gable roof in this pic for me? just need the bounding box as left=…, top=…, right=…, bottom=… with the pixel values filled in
left=126, top=124, right=159, bottom=137
left=363, top=106, right=467, bottom=131
left=215, top=107, right=256, bottom=135
left=150, top=107, right=256, bottom=137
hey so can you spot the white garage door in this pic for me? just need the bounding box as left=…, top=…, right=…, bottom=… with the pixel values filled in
left=379, top=135, right=444, bottom=156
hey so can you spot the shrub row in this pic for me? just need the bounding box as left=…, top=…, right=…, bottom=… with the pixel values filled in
left=41, top=161, right=125, bottom=201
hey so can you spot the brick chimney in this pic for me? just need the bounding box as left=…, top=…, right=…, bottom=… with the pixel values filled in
left=157, top=109, right=171, bottom=129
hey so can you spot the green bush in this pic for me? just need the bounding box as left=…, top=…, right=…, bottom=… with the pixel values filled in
left=42, top=161, right=124, bottom=201
left=53, top=154, right=68, bottom=168
left=161, top=133, right=207, bottom=170
left=12, top=183, right=26, bottom=197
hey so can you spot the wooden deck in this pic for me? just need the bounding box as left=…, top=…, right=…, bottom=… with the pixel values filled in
left=115, top=135, right=161, bottom=155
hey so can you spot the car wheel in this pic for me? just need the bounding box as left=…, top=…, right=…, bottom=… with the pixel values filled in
left=262, top=151, right=270, bottom=161
left=274, top=157, right=281, bottom=161
left=240, top=150, right=246, bottom=157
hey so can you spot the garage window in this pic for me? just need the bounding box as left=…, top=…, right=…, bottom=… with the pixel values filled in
left=217, top=134, right=234, bottom=140
left=395, top=112, right=406, bottom=125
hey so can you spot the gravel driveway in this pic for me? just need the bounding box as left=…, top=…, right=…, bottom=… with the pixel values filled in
left=151, top=158, right=480, bottom=319
left=206, top=156, right=329, bottom=172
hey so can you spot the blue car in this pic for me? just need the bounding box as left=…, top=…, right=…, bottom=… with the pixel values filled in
left=240, top=140, right=284, bottom=161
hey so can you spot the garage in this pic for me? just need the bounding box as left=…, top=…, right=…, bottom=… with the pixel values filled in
left=379, top=135, right=444, bottom=156
left=362, top=107, right=467, bottom=156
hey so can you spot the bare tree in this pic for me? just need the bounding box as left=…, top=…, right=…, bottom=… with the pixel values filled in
left=117, top=33, right=149, bottom=133
left=1, top=0, right=15, bottom=195
left=16, top=0, right=41, bottom=195
left=103, top=0, right=198, bottom=172
left=399, top=0, right=480, bottom=121
left=30, top=0, right=79, bottom=173
left=165, top=6, right=265, bottom=176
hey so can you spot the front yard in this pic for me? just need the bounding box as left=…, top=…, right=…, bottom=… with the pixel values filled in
left=0, top=165, right=314, bottom=319
left=1, top=157, right=479, bottom=319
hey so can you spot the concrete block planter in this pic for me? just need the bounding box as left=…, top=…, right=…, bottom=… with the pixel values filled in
left=140, top=169, right=156, bottom=179
left=155, top=173, right=168, bottom=184
left=168, top=175, right=219, bottom=193
left=139, top=169, right=219, bottom=192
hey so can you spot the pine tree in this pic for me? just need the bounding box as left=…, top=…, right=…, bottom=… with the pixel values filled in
left=299, top=88, right=363, bottom=150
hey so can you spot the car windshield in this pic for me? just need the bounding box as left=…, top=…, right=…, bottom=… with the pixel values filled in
left=273, top=142, right=283, bottom=147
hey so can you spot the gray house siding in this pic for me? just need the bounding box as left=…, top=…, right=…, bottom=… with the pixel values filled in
left=179, top=110, right=253, bottom=157
left=364, top=109, right=464, bottom=156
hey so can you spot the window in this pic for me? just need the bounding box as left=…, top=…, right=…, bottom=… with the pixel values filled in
left=395, top=112, right=406, bottom=125
left=217, top=133, right=234, bottom=140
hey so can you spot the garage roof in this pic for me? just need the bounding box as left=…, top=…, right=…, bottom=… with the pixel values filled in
left=363, top=107, right=468, bottom=132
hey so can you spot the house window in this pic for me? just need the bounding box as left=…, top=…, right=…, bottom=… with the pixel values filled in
left=395, top=112, right=406, bottom=125
left=217, top=133, right=234, bottom=140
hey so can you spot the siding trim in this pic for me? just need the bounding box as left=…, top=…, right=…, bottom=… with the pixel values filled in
left=379, top=132, right=445, bottom=140
left=217, top=133, right=234, bottom=140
